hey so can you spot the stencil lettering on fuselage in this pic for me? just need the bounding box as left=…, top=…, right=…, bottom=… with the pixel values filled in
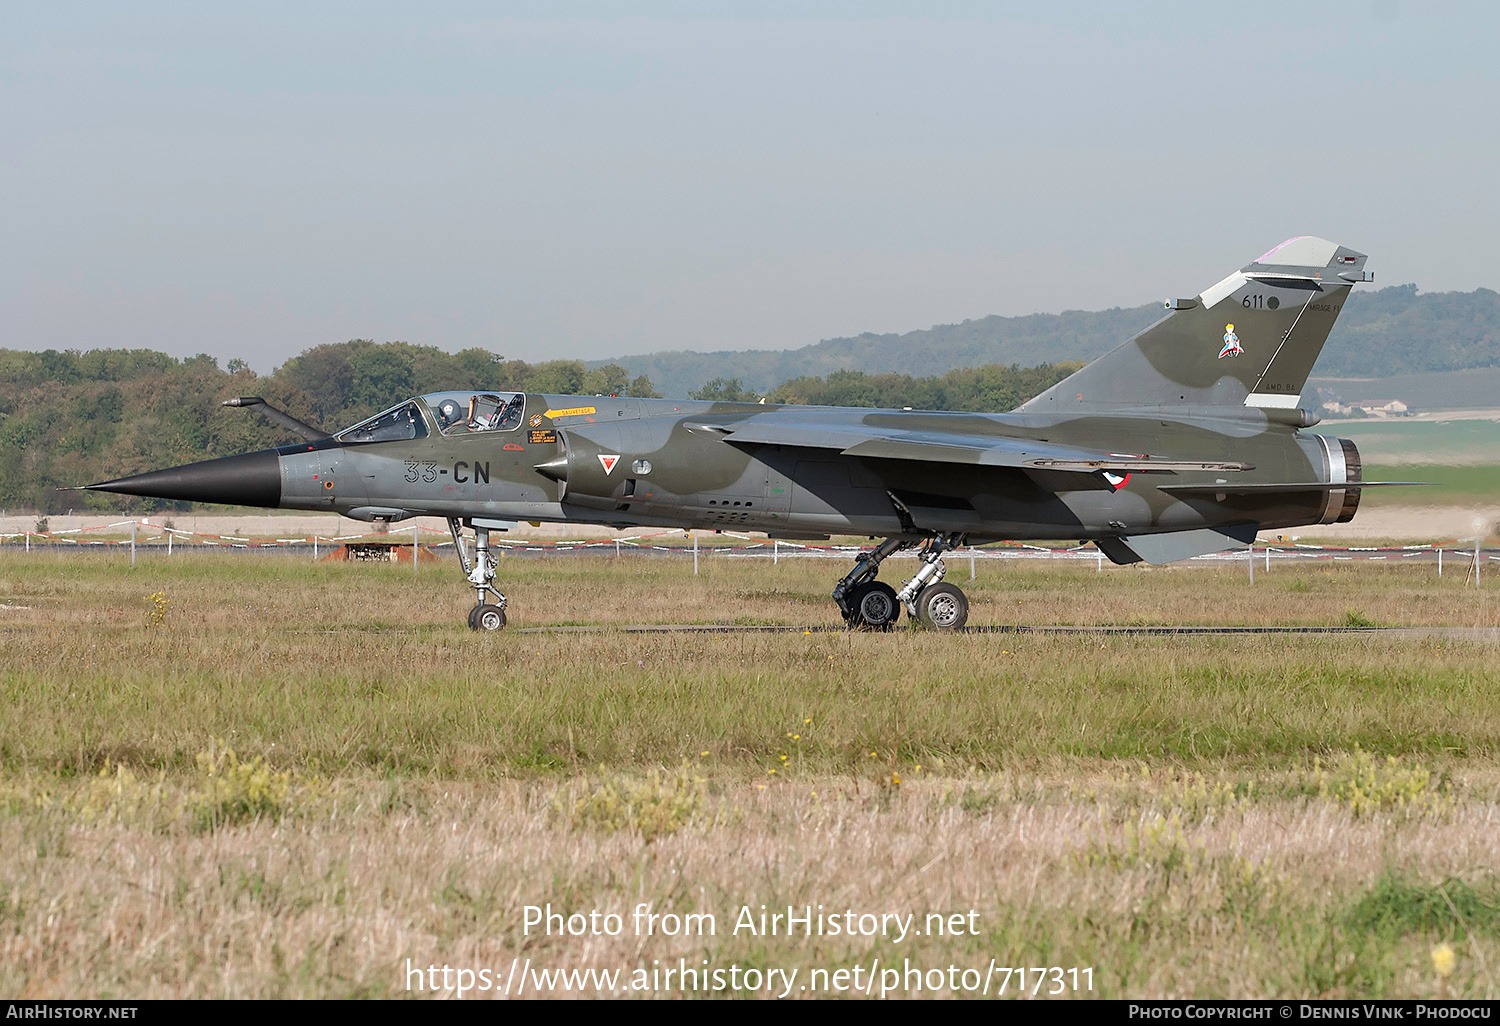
left=454, top=460, right=490, bottom=484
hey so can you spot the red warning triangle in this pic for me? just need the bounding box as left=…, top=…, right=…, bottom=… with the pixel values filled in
left=597, top=454, right=620, bottom=474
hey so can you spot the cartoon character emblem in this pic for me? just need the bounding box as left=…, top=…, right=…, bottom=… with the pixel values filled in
left=1218, top=323, right=1243, bottom=359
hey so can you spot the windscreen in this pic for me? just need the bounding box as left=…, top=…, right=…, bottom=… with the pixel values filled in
left=335, top=401, right=429, bottom=444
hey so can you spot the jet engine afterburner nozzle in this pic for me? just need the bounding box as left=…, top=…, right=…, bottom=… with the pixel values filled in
left=1315, top=437, right=1363, bottom=525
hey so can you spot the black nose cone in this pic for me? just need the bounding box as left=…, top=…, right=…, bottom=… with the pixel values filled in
left=88, top=449, right=283, bottom=508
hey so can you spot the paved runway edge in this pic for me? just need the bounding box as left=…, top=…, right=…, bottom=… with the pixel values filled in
left=516, top=624, right=1500, bottom=639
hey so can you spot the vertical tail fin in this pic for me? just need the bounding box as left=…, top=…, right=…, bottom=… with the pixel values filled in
left=1019, top=237, right=1370, bottom=412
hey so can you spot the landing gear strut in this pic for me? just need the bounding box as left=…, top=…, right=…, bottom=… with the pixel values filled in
left=449, top=517, right=508, bottom=631
left=897, top=533, right=969, bottom=630
left=832, top=534, right=971, bottom=631
left=832, top=538, right=907, bottom=630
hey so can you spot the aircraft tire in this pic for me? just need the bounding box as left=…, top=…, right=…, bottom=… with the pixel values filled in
left=469, top=604, right=507, bottom=632
left=848, top=581, right=900, bottom=631
left=914, top=583, right=968, bottom=631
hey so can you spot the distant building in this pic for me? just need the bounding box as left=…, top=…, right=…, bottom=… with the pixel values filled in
left=1315, top=392, right=1413, bottom=417
left=1348, top=399, right=1412, bottom=417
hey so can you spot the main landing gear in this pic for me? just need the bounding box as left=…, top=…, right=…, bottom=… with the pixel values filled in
left=448, top=517, right=508, bottom=631
left=831, top=533, right=970, bottom=631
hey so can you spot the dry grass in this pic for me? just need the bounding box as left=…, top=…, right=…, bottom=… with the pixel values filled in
left=5, top=773, right=1500, bottom=999
left=2, top=551, right=1499, bottom=998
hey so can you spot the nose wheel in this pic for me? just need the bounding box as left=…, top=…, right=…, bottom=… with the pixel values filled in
left=449, top=517, right=509, bottom=631
left=468, top=603, right=507, bottom=632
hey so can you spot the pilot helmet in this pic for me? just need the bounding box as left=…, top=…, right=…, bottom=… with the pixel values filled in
left=437, top=399, right=460, bottom=427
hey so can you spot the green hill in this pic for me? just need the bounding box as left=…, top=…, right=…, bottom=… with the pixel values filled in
left=593, top=305, right=1158, bottom=398
left=594, top=284, right=1500, bottom=398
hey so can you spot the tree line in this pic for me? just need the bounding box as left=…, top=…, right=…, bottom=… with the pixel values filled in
left=0, top=341, right=657, bottom=512
left=690, top=363, right=1079, bottom=412
left=0, top=340, right=1074, bottom=512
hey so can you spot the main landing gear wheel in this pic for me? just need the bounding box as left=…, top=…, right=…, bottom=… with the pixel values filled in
left=895, top=532, right=969, bottom=630
left=469, top=603, right=507, bottom=632
left=847, top=581, right=901, bottom=631
left=913, top=582, right=969, bottom=630
left=831, top=538, right=909, bottom=631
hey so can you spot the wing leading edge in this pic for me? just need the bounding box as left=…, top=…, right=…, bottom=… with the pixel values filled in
left=702, top=419, right=1251, bottom=474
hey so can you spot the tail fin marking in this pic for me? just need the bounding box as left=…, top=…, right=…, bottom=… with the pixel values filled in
left=1018, top=237, right=1369, bottom=413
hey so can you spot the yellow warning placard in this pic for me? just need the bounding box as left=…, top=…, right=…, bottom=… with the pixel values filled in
left=543, top=406, right=596, bottom=419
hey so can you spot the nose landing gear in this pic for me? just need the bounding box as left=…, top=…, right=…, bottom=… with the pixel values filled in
left=449, top=517, right=508, bottom=631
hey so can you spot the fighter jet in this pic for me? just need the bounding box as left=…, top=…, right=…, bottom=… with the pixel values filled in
left=90, top=237, right=1402, bottom=631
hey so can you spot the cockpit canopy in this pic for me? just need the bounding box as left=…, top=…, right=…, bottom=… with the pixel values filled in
left=334, top=391, right=526, bottom=444
left=422, top=390, right=526, bottom=434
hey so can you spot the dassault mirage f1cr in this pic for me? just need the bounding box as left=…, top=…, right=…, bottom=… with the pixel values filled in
left=91, top=237, right=1406, bottom=631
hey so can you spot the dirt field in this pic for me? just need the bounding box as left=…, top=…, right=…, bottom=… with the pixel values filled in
left=1301, top=505, right=1500, bottom=544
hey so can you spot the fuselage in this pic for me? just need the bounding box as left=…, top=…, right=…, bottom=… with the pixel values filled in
left=137, top=390, right=1359, bottom=543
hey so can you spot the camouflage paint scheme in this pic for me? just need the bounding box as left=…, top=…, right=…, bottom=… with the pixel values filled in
left=90, top=238, right=1385, bottom=624
left=272, top=393, right=1339, bottom=547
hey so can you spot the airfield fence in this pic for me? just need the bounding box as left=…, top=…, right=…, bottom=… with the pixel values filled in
left=2, top=520, right=1495, bottom=581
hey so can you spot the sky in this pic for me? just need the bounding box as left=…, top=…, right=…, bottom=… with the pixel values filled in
left=4, top=1, right=1498, bottom=373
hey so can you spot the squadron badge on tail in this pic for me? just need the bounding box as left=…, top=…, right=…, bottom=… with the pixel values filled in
left=1218, top=323, right=1243, bottom=359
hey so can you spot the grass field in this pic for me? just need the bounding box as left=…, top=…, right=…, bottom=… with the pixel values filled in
left=1334, top=419, right=1499, bottom=466
left=2, top=552, right=1499, bottom=999
left=1322, top=417, right=1500, bottom=507
left=1359, top=464, right=1499, bottom=507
